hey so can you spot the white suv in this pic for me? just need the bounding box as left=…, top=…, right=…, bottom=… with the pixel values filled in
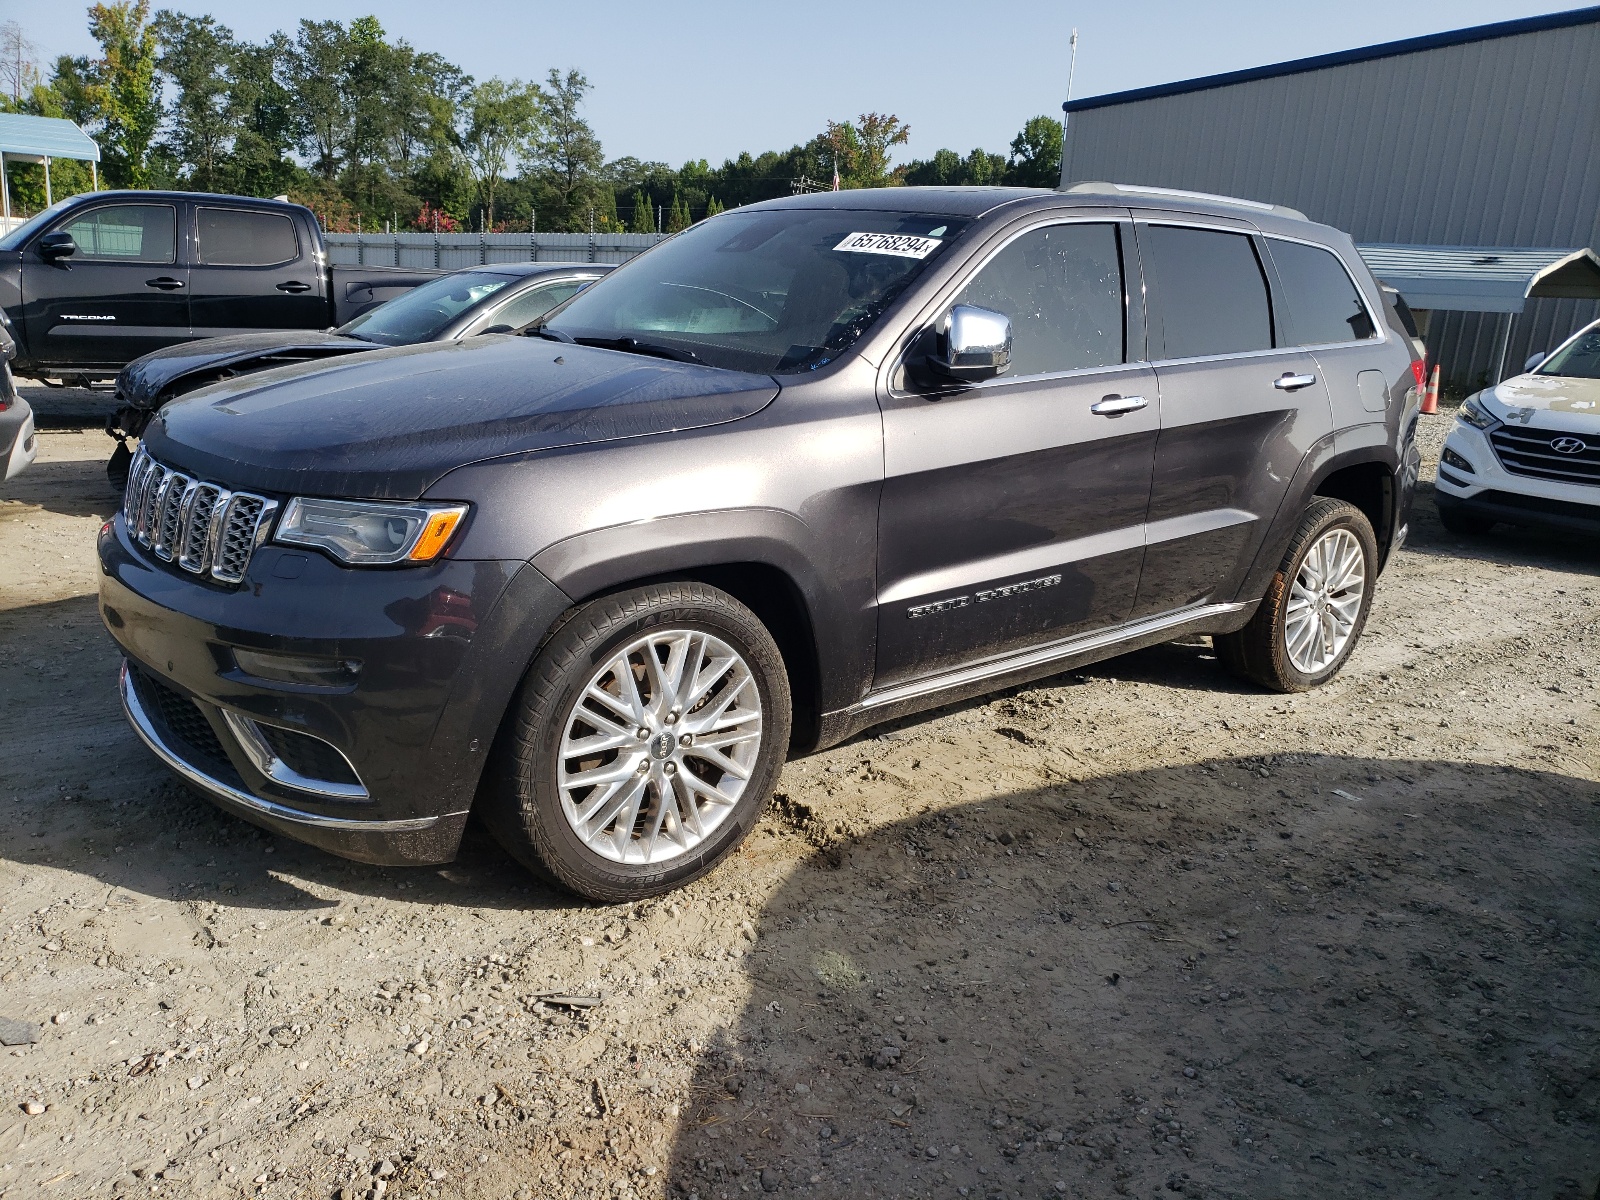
left=1436, top=319, right=1600, bottom=536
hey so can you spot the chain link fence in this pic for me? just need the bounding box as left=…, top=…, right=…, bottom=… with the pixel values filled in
left=322, top=232, right=666, bottom=269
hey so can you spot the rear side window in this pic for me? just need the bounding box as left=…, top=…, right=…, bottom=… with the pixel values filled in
left=482, top=279, right=591, bottom=331
left=1141, top=225, right=1272, bottom=359
left=952, top=222, right=1125, bottom=377
left=197, top=208, right=298, bottom=267
left=55, top=204, right=176, bottom=263
left=1269, top=238, right=1377, bottom=344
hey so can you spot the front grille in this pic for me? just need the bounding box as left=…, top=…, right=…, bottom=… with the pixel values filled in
left=128, top=666, right=241, bottom=785
left=122, top=447, right=279, bottom=583
left=1488, top=425, right=1600, bottom=487
left=257, top=725, right=362, bottom=787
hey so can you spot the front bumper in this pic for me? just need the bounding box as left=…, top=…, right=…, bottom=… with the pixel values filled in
left=99, top=514, right=571, bottom=865
left=1, top=397, right=34, bottom=482
left=1437, top=421, right=1600, bottom=535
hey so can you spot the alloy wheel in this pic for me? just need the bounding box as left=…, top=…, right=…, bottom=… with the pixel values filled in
left=1283, top=527, right=1366, bottom=674
left=556, top=629, right=763, bottom=864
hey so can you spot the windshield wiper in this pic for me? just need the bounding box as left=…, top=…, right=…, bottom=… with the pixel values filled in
left=523, top=324, right=574, bottom=343
left=573, top=335, right=701, bottom=364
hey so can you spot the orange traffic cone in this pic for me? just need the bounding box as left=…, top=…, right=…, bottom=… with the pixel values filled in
left=1420, top=365, right=1440, bottom=414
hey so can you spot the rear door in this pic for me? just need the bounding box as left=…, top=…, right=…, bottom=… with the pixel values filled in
left=874, top=215, right=1159, bottom=688
left=1129, top=216, right=1333, bottom=618
left=21, top=201, right=188, bottom=369
left=189, top=205, right=326, bottom=336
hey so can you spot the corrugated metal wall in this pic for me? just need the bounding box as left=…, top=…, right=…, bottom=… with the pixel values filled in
left=1062, top=19, right=1600, bottom=392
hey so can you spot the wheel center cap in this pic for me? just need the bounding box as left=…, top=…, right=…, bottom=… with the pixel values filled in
left=649, top=731, right=676, bottom=761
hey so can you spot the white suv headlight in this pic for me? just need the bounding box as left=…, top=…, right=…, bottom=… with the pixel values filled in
left=275, top=497, right=469, bottom=565
left=1456, top=397, right=1497, bottom=430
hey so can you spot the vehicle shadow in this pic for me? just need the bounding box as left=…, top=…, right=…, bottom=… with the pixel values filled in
left=0, top=440, right=120, bottom=519
left=664, top=754, right=1599, bottom=1200
left=1403, top=486, right=1600, bottom=575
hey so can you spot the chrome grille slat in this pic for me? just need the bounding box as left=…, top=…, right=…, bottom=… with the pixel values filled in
left=120, top=447, right=277, bottom=584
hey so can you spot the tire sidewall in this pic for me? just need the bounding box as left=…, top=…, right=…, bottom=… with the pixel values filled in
left=519, top=593, right=790, bottom=897
left=1270, top=504, right=1377, bottom=690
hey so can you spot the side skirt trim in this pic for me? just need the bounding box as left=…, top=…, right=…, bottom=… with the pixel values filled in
left=856, top=600, right=1252, bottom=712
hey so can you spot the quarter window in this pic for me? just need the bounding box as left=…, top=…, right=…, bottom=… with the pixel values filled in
left=55, top=204, right=176, bottom=263
left=1141, top=226, right=1273, bottom=359
left=482, top=279, right=591, bottom=331
left=1268, top=238, right=1376, bottom=344
left=951, top=222, right=1125, bottom=377
left=197, top=208, right=298, bottom=267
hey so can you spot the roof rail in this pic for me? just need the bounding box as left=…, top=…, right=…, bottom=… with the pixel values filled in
left=1062, top=181, right=1308, bottom=222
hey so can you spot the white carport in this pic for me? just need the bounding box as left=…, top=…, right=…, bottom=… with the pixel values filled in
left=0, top=113, right=101, bottom=224
left=1357, top=244, right=1600, bottom=380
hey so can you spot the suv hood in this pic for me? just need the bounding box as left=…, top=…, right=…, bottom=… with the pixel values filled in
left=1479, top=373, right=1600, bottom=433
left=118, top=330, right=371, bottom=409
left=142, top=336, right=780, bottom=499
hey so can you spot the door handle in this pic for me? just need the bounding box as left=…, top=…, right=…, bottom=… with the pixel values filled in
left=145, top=277, right=184, bottom=291
left=1274, top=372, right=1317, bottom=391
left=1090, top=394, right=1148, bottom=417
left=276, top=281, right=312, bottom=293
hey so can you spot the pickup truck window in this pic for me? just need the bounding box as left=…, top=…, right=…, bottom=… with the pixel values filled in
left=543, top=209, right=968, bottom=375
left=337, top=270, right=515, bottom=345
left=58, top=204, right=176, bottom=263
left=1142, top=225, right=1272, bottom=360
left=953, top=222, right=1125, bottom=377
left=197, top=207, right=298, bottom=267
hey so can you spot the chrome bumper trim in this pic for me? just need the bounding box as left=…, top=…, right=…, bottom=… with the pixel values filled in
left=219, top=708, right=370, bottom=801
left=119, top=663, right=445, bottom=833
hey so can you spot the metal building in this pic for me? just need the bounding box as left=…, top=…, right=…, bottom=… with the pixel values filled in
left=1060, top=6, right=1600, bottom=391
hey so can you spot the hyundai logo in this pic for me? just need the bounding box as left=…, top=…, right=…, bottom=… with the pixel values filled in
left=1550, top=436, right=1588, bottom=455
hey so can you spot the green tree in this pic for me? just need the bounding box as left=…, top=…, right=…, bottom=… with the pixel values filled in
left=665, top=191, right=689, bottom=233
left=282, top=20, right=350, bottom=180
left=526, top=68, right=602, bottom=230
left=820, top=112, right=909, bottom=189
left=225, top=34, right=300, bottom=197
left=627, top=187, right=653, bottom=234
left=704, top=196, right=725, bottom=219
left=1007, top=115, right=1062, bottom=187
left=454, top=77, right=540, bottom=230
left=152, top=11, right=237, bottom=191
left=81, top=1, right=161, bottom=187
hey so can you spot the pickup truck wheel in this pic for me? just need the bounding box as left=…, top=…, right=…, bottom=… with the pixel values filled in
left=1215, top=498, right=1376, bottom=693
left=482, top=582, right=791, bottom=902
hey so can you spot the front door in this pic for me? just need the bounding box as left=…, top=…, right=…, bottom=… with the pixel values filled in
left=22, top=201, right=188, bottom=369
left=189, top=205, right=325, bottom=336
left=875, top=218, right=1158, bottom=688
left=1129, top=218, right=1334, bottom=618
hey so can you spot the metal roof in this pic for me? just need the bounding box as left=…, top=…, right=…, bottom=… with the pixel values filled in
left=1356, top=245, right=1600, bottom=313
left=1064, top=4, right=1600, bottom=114
left=0, top=113, right=100, bottom=162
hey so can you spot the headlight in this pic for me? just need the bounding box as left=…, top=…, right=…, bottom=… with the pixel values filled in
left=275, top=497, right=469, bottom=565
left=1456, top=397, right=1497, bottom=430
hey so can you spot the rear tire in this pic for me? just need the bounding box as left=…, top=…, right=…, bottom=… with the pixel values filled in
left=480, top=582, right=791, bottom=902
left=1215, top=498, right=1376, bottom=693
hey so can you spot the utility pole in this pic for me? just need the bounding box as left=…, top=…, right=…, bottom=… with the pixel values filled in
left=1061, top=27, right=1080, bottom=186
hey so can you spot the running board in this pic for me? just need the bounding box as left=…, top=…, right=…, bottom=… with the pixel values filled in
left=858, top=600, right=1251, bottom=712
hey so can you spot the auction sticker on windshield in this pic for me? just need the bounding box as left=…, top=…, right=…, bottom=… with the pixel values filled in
left=833, top=232, right=942, bottom=259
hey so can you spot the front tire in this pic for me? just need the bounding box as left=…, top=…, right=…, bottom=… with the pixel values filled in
left=1215, top=498, right=1376, bottom=692
left=481, top=582, right=791, bottom=902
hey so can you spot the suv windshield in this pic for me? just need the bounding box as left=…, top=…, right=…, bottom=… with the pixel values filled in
left=339, top=270, right=515, bottom=345
left=1535, top=325, right=1600, bottom=379
left=540, top=209, right=968, bottom=374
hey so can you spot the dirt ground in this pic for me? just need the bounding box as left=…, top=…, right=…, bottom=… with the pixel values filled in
left=0, top=411, right=1595, bottom=1200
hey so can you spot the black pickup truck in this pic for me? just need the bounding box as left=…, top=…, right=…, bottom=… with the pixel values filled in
left=0, top=190, right=440, bottom=385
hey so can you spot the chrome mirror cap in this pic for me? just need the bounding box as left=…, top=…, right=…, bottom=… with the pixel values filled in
left=932, top=305, right=1012, bottom=383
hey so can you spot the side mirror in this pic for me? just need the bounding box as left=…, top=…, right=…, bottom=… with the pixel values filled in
left=38, top=232, right=77, bottom=262
left=1524, top=352, right=1548, bottom=373
left=927, top=305, right=1012, bottom=384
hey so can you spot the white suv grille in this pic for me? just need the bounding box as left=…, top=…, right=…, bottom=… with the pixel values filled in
left=122, top=447, right=279, bottom=584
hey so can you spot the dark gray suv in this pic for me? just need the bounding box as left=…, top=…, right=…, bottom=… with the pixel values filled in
left=99, top=184, right=1421, bottom=900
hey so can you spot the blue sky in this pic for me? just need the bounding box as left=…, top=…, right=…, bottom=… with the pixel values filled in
left=6, top=0, right=1582, bottom=167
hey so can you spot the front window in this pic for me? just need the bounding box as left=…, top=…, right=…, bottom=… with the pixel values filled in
left=337, top=270, right=516, bottom=345
left=57, top=204, right=177, bottom=263
left=1536, top=324, right=1600, bottom=379
left=541, top=209, right=968, bottom=374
